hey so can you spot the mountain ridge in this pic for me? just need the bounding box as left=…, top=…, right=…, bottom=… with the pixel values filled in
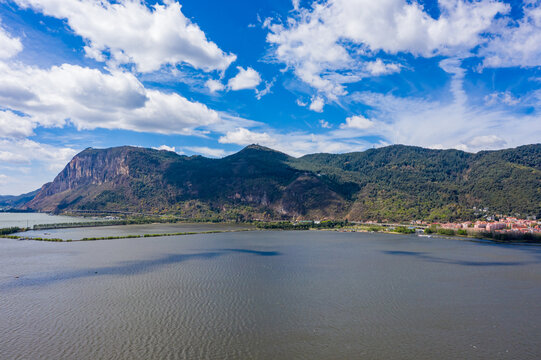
left=20, top=143, right=541, bottom=221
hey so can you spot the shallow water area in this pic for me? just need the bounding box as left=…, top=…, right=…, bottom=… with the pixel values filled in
left=1, top=230, right=540, bottom=359
left=16, top=222, right=255, bottom=240
left=0, top=212, right=98, bottom=228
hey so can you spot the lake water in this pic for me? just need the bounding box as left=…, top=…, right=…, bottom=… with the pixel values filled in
left=1, top=230, right=540, bottom=359
left=17, top=222, right=255, bottom=240
left=0, top=212, right=98, bottom=228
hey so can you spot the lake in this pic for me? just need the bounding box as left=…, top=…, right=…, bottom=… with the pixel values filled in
left=1, top=229, right=540, bottom=359
left=16, top=222, right=255, bottom=240
left=0, top=212, right=98, bottom=228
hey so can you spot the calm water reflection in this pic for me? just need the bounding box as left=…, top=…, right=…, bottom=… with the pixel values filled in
left=1, top=231, right=540, bottom=359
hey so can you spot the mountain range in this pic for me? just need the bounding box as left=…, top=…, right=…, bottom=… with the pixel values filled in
left=14, top=143, right=541, bottom=222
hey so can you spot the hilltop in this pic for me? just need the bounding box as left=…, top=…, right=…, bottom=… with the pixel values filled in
left=19, top=143, right=541, bottom=222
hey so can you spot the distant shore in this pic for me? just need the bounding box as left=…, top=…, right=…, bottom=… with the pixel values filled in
left=1, top=216, right=540, bottom=244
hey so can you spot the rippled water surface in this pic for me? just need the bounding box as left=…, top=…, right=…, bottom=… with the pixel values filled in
left=1, top=231, right=540, bottom=359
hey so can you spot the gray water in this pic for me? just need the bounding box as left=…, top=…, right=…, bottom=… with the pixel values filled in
left=0, top=212, right=98, bottom=228
left=17, top=222, right=255, bottom=240
left=1, top=230, right=540, bottom=359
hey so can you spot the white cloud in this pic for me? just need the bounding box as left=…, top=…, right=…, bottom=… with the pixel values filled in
left=348, top=66, right=541, bottom=152
left=228, top=66, right=262, bottom=90
left=0, top=61, right=221, bottom=134
left=14, top=0, right=236, bottom=73
left=218, top=127, right=272, bottom=145
left=309, top=96, right=324, bottom=112
left=205, top=79, right=225, bottom=93
left=365, top=59, right=401, bottom=76
left=0, top=23, right=22, bottom=59
left=484, top=91, right=520, bottom=106
left=465, top=135, right=506, bottom=148
left=0, top=174, right=8, bottom=185
left=0, top=139, right=78, bottom=194
left=319, top=119, right=331, bottom=128
left=255, top=78, right=275, bottom=99
left=183, top=146, right=229, bottom=158
left=0, top=139, right=77, bottom=170
left=481, top=2, right=541, bottom=68
left=0, top=110, right=35, bottom=138
left=153, top=145, right=176, bottom=152
left=220, top=127, right=376, bottom=157
left=340, top=115, right=374, bottom=130
left=266, top=0, right=508, bottom=102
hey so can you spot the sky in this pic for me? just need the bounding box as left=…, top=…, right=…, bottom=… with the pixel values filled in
left=0, top=0, right=540, bottom=194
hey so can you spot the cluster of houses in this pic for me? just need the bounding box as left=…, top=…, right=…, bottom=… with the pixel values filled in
left=438, top=217, right=541, bottom=234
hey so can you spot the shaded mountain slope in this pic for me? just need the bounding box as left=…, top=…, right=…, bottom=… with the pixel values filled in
left=23, top=143, right=541, bottom=221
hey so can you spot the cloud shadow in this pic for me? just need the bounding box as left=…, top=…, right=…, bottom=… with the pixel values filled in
left=1, top=248, right=282, bottom=291
left=382, top=250, right=530, bottom=267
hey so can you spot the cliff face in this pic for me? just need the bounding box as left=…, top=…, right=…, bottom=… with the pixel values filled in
left=22, top=143, right=541, bottom=221
left=26, top=146, right=178, bottom=212
left=39, top=148, right=130, bottom=196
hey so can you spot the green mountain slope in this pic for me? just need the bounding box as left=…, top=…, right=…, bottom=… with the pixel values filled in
left=23, top=143, right=541, bottom=221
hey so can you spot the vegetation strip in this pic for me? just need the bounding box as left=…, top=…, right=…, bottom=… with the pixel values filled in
left=1, top=219, right=539, bottom=243
left=0, top=229, right=253, bottom=242
left=30, top=217, right=219, bottom=231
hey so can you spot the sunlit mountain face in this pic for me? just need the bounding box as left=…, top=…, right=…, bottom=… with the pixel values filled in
left=0, top=0, right=540, bottom=195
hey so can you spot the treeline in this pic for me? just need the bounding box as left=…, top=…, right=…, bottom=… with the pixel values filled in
left=8, top=229, right=244, bottom=242
left=31, top=216, right=197, bottom=230
left=0, top=227, right=23, bottom=235
left=256, top=220, right=348, bottom=230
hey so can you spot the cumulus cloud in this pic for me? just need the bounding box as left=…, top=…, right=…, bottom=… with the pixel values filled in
left=205, top=79, right=225, bottom=93
left=14, top=0, right=236, bottom=73
left=481, top=1, right=541, bottom=68
left=0, top=23, right=22, bottom=59
left=228, top=66, right=262, bottom=90
left=0, top=139, right=78, bottom=194
left=218, top=127, right=272, bottom=145
left=265, top=0, right=508, bottom=103
left=0, top=110, right=35, bottom=138
left=365, top=59, right=401, bottom=76
left=0, top=62, right=221, bottom=135
left=153, top=145, right=176, bottom=152
left=309, top=96, right=324, bottom=112
left=0, top=138, right=77, bottom=170
left=340, top=115, right=374, bottom=130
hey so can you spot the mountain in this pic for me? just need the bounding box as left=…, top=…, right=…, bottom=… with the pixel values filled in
left=22, top=144, right=541, bottom=221
left=0, top=189, right=40, bottom=210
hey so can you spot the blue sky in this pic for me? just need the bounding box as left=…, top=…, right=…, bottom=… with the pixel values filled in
left=0, top=0, right=540, bottom=194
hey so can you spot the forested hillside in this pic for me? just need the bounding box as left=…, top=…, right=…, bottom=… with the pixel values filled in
left=21, top=144, right=541, bottom=222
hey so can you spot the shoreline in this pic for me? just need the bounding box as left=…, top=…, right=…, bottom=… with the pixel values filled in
left=1, top=213, right=539, bottom=244
left=2, top=226, right=540, bottom=246
left=2, top=228, right=256, bottom=242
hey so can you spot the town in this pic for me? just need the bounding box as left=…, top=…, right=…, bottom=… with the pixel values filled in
left=435, top=217, right=541, bottom=235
